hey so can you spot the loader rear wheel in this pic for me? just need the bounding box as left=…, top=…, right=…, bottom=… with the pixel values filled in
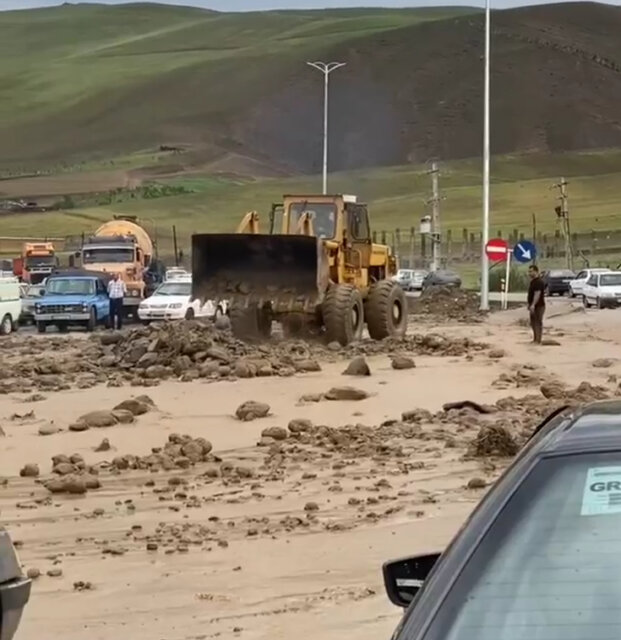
left=365, top=280, right=407, bottom=340
left=322, top=284, right=364, bottom=346
left=229, top=303, right=271, bottom=342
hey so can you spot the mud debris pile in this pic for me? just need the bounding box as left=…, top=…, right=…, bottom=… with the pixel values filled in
left=411, top=286, right=485, bottom=323
left=0, top=321, right=487, bottom=394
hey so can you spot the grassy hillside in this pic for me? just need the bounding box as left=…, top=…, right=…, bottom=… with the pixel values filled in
left=0, top=3, right=474, bottom=171
left=5, top=2, right=621, bottom=174
left=3, top=149, right=621, bottom=249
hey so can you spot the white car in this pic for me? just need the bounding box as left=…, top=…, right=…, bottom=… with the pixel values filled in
left=164, top=267, right=190, bottom=282
left=138, top=279, right=226, bottom=322
left=569, top=268, right=612, bottom=298
left=0, top=277, right=22, bottom=335
left=582, top=271, right=621, bottom=309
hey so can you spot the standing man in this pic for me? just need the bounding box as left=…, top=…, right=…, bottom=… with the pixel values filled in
left=107, top=272, right=126, bottom=330
left=527, top=264, right=545, bottom=344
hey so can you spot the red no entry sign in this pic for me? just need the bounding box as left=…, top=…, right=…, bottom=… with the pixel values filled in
left=485, top=238, right=509, bottom=261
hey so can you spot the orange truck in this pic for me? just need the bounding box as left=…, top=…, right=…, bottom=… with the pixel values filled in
left=74, top=217, right=156, bottom=316
left=15, top=242, right=57, bottom=285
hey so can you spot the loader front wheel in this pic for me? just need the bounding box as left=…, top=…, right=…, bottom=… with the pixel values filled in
left=365, top=280, right=408, bottom=340
left=322, top=284, right=364, bottom=346
left=229, top=302, right=271, bottom=342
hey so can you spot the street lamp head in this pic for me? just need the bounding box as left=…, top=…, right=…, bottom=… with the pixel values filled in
left=306, top=61, right=346, bottom=74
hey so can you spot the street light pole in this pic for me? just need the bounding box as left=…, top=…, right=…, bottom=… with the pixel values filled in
left=306, top=61, right=346, bottom=194
left=480, top=0, right=491, bottom=311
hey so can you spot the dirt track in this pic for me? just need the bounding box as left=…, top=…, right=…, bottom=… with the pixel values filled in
left=2, top=300, right=621, bottom=640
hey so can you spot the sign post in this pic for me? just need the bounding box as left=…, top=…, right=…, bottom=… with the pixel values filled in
left=502, top=249, right=513, bottom=310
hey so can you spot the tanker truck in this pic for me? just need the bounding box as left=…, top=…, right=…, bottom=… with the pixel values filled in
left=74, top=217, right=162, bottom=316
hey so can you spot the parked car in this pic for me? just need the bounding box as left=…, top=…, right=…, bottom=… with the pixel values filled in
left=383, top=400, right=621, bottom=640
left=0, top=527, right=31, bottom=639
left=421, top=270, right=462, bottom=290
left=0, top=277, right=21, bottom=336
left=34, top=269, right=111, bottom=333
left=18, top=282, right=42, bottom=325
left=569, top=268, right=612, bottom=298
left=541, top=268, right=575, bottom=295
left=138, top=278, right=227, bottom=323
left=582, top=270, right=621, bottom=308
left=393, top=269, right=428, bottom=291
left=164, top=267, right=190, bottom=282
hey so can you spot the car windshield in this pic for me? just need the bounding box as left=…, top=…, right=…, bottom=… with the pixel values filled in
left=420, top=451, right=621, bottom=640
left=397, top=271, right=413, bottom=279
left=600, top=274, right=621, bottom=286
left=83, top=247, right=134, bottom=264
left=289, top=202, right=336, bottom=238
left=155, top=282, right=191, bottom=296
left=46, top=278, right=95, bottom=296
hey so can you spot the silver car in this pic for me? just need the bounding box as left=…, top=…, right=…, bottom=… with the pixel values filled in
left=393, top=269, right=428, bottom=291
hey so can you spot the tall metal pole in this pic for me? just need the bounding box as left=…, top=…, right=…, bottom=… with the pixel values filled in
left=430, top=161, right=441, bottom=272
left=480, top=0, right=491, bottom=310
left=307, top=61, right=346, bottom=194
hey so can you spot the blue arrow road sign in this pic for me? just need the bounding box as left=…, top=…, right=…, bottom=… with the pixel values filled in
left=513, top=240, right=537, bottom=264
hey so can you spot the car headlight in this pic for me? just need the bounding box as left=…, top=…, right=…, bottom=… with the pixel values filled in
left=131, top=290, right=139, bottom=297
left=169, top=303, right=183, bottom=309
left=82, top=303, right=88, bottom=311
left=35, top=304, right=41, bottom=313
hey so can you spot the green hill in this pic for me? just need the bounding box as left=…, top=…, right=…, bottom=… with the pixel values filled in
left=0, top=3, right=474, bottom=172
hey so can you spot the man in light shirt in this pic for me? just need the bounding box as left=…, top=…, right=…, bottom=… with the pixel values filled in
left=107, top=273, right=127, bottom=330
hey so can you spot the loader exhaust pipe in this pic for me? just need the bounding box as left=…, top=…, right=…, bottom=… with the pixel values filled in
left=191, top=233, right=328, bottom=307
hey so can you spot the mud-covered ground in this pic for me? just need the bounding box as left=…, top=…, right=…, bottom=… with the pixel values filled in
left=2, top=298, right=621, bottom=640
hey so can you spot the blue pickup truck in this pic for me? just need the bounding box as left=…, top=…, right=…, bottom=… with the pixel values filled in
left=34, top=269, right=111, bottom=333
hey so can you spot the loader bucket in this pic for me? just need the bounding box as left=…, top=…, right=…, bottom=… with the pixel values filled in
left=191, top=234, right=327, bottom=307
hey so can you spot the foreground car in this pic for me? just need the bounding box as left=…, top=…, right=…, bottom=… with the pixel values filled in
left=582, top=271, right=621, bottom=308
left=383, top=400, right=621, bottom=640
left=139, top=278, right=226, bottom=323
left=0, top=527, right=31, bottom=639
left=542, top=268, right=575, bottom=295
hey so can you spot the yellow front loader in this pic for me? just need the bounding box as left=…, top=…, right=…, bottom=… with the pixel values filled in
left=191, top=194, right=407, bottom=345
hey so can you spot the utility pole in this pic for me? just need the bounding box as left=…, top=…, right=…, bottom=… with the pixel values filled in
left=306, top=61, right=346, bottom=195
left=427, top=162, right=441, bottom=271
left=480, top=0, right=491, bottom=311
left=553, top=177, right=573, bottom=270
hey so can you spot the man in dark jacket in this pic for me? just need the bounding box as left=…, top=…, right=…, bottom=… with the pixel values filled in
left=527, top=264, right=545, bottom=344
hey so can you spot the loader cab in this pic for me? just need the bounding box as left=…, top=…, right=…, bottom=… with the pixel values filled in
left=282, top=194, right=368, bottom=241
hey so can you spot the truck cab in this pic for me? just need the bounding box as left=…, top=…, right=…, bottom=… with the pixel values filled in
left=34, top=270, right=111, bottom=333
left=21, top=242, right=57, bottom=284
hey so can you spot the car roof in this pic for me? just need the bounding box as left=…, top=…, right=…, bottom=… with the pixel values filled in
left=530, top=400, right=621, bottom=456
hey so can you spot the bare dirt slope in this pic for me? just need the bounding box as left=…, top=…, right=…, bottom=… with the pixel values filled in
left=2, top=300, right=621, bottom=639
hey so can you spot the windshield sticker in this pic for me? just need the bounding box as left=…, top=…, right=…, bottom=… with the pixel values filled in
left=581, top=466, right=621, bottom=515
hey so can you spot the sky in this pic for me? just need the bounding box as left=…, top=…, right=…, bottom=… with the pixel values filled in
left=2, top=0, right=621, bottom=10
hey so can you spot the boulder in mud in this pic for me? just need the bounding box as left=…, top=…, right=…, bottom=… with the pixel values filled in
left=19, top=463, right=39, bottom=478
left=113, top=398, right=152, bottom=416
left=261, top=426, right=288, bottom=441
left=391, top=355, right=416, bottom=370
left=342, top=356, right=371, bottom=377
left=325, top=386, right=370, bottom=401
left=75, top=410, right=119, bottom=429
left=236, top=401, right=271, bottom=421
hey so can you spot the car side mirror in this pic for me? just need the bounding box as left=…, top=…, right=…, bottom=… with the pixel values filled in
left=383, top=552, right=441, bottom=609
left=39, top=288, right=46, bottom=296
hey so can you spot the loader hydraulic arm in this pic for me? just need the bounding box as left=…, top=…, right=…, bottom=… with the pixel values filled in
left=237, top=211, right=260, bottom=234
